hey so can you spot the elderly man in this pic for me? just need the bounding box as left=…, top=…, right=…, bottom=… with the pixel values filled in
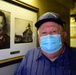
left=15, top=12, right=76, bottom=75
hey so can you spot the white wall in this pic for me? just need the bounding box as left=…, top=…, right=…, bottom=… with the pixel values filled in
left=0, top=63, right=19, bottom=75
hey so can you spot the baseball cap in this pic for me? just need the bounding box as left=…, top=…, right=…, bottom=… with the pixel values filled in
left=35, top=12, right=65, bottom=29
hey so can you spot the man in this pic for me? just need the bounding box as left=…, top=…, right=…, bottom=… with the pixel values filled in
left=0, top=10, right=10, bottom=49
left=15, top=12, right=76, bottom=75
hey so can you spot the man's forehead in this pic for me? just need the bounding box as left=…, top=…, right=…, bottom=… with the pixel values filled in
left=40, top=22, right=61, bottom=28
left=38, top=22, right=63, bottom=32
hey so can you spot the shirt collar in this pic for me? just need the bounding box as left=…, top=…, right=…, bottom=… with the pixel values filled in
left=36, top=47, right=45, bottom=61
left=58, top=45, right=71, bottom=59
left=55, top=45, right=72, bottom=68
left=36, top=45, right=71, bottom=61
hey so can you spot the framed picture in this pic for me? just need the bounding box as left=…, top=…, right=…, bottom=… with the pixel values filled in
left=70, top=22, right=76, bottom=48
left=0, top=0, right=39, bottom=67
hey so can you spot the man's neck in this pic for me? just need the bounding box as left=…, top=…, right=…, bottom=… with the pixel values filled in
left=49, top=56, right=58, bottom=62
left=42, top=44, right=65, bottom=62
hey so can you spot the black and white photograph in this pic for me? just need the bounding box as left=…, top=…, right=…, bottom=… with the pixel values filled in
left=0, top=0, right=38, bottom=64
left=14, top=18, right=33, bottom=43
left=0, top=10, right=10, bottom=49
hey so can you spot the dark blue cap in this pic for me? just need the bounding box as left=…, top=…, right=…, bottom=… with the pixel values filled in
left=35, top=12, right=65, bottom=29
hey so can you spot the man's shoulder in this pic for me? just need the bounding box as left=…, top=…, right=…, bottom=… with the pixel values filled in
left=65, top=45, right=76, bottom=60
left=66, top=44, right=76, bottom=56
left=68, top=47, right=76, bottom=69
left=28, top=47, right=41, bottom=53
left=68, top=47, right=76, bottom=62
left=23, top=47, right=41, bottom=62
left=25, top=47, right=41, bottom=57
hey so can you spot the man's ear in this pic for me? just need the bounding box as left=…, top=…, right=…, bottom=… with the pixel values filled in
left=61, top=31, right=67, bottom=42
left=37, top=37, right=40, bottom=47
left=37, top=37, right=39, bottom=41
left=63, top=31, right=67, bottom=38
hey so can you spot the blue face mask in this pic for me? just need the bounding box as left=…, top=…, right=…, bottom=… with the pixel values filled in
left=40, top=35, right=62, bottom=53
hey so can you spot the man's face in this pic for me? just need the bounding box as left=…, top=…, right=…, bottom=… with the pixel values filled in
left=38, top=22, right=63, bottom=36
left=0, top=16, right=3, bottom=31
left=38, top=22, right=67, bottom=43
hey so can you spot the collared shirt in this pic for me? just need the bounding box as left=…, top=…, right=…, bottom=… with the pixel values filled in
left=15, top=45, right=76, bottom=75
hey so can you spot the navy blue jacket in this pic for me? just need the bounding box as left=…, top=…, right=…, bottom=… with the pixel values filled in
left=15, top=45, right=76, bottom=75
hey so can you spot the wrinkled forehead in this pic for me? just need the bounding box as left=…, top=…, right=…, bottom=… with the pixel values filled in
left=38, top=22, right=63, bottom=30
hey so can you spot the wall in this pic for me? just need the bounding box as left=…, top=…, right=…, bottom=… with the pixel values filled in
left=0, top=0, right=70, bottom=75
left=70, top=19, right=76, bottom=47
left=20, top=0, right=70, bottom=45
left=0, top=63, right=19, bottom=75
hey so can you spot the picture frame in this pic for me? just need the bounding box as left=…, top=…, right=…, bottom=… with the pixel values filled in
left=0, top=0, right=39, bottom=67
left=70, top=22, right=76, bottom=48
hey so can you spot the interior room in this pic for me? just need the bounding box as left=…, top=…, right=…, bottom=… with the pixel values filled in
left=0, top=0, right=76, bottom=75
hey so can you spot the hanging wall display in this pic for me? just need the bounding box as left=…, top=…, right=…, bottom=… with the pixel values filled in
left=0, top=0, right=39, bottom=67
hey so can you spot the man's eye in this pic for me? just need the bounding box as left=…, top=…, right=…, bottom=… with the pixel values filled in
left=52, top=30, right=56, bottom=33
left=43, top=32, right=46, bottom=34
left=42, top=32, right=47, bottom=34
left=51, top=30, right=58, bottom=34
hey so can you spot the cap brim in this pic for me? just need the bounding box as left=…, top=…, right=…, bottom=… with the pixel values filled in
left=35, top=18, right=65, bottom=29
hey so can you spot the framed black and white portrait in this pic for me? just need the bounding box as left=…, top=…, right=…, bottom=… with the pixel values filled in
left=0, top=0, right=39, bottom=67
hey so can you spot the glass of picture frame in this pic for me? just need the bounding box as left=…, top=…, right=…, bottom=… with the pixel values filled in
left=0, top=0, right=39, bottom=67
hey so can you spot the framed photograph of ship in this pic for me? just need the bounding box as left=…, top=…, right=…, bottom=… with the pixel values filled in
left=0, top=0, right=39, bottom=66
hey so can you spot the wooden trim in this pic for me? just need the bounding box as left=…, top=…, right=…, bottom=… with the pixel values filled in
left=4, top=0, right=39, bottom=12
left=0, top=56, right=23, bottom=67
